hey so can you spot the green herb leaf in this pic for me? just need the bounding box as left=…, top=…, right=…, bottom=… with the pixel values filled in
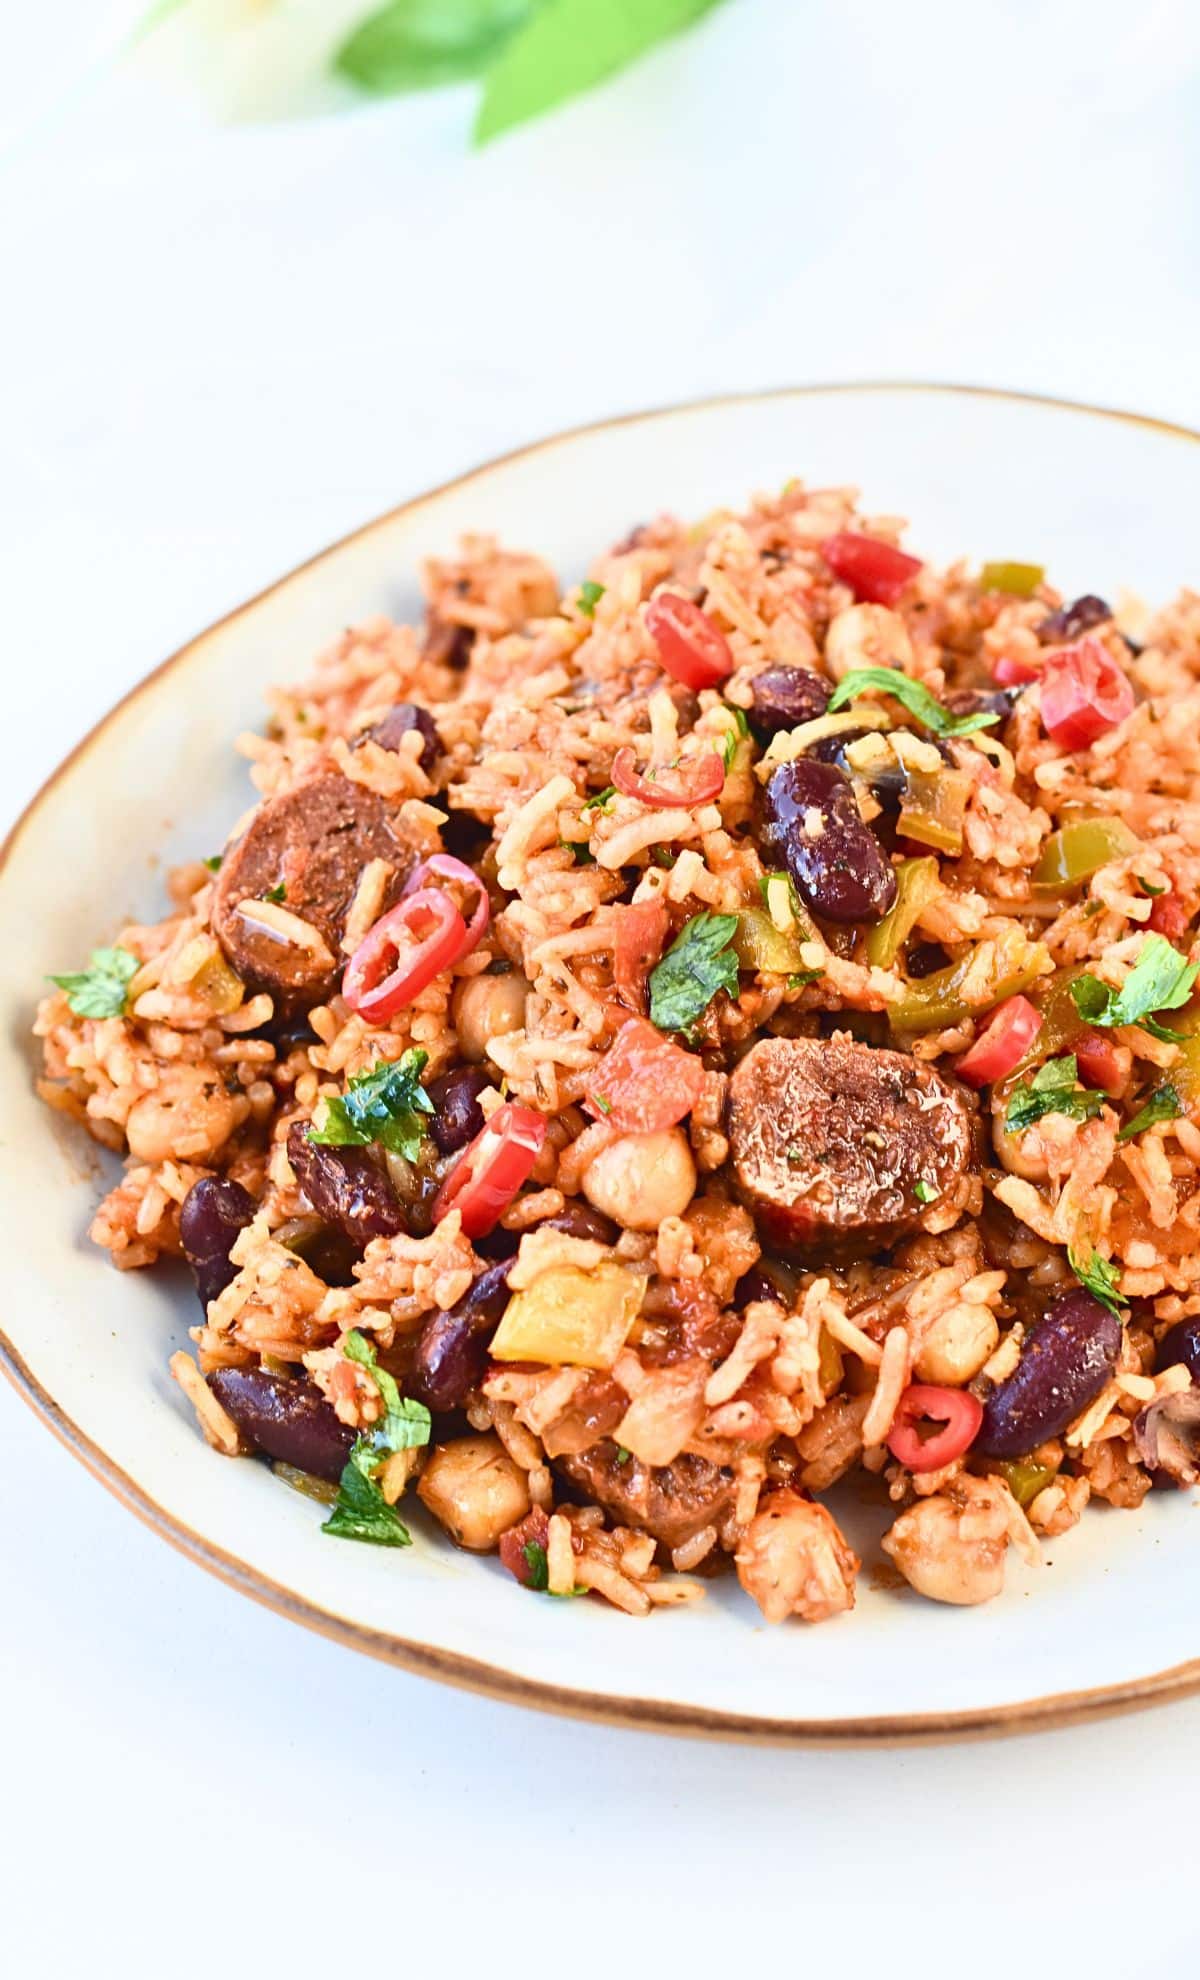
left=1136, top=875, right=1167, bottom=897
left=1067, top=1242, right=1125, bottom=1315
left=827, top=667, right=1000, bottom=738
left=337, top=0, right=533, bottom=95
left=202, top=853, right=223, bottom=873
left=1004, top=1055, right=1107, bottom=1135
left=577, top=579, right=605, bottom=618
left=720, top=730, right=738, bottom=772
left=583, top=785, right=616, bottom=812
left=648, top=911, right=740, bottom=1035
left=650, top=845, right=676, bottom=869
left=263, top=882, right=287, bottom=904
left=593, top=1094, right=612, bottom=1116
left=787, top=969, right=824, bottom=989
left=523, top=1539, right=550, bottom=1589
left=475, top=0, right=729, bottom=144
left=1118, top=1084, right=1184, bottom=1142
left=559, top=835, right=595, bottom=865
left=322, top=1451, right=413, bottom=1547
left=309, top=1051, right=434, bottom=1161
left=49, top=946, right=140, bottom=1019
left=913, top=1179, right=937, bottom=1204
left=1070, top=937, right=1200, bottom=1042
left=723, top=704, right=750, bottom=738
left=615, top=1446, right=632, bottom=1464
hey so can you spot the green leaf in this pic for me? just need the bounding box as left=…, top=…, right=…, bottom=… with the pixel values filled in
left=309, top=1050, right=434, bottom=1161
left=1118, top=1084, right=1184, bottom=1142
left=337, top=0, right=534, bottom=96
left=202, top=853, right=223, bottom=872
left=913, top=1179, right=937, bottom=1204
left=648, top=910, right=739, bottom=1035
left=322, top=1450, right=413, bottom=1547
left=1004, top=1055, right=1107, bottom=1135
left=263, top=882, right=287, bottom=904
left=1067, top=1242, right=1125, bottom=1316
left=1136, top=875, right=1167, bottom=897
left=828, top=668, right=1000, bottom=738
left=48, top=946, right=140, bottom=1020
left=475, top=0, right=728, bottom=143
left=523, top=1539, right=550, bottom=1589
left=559, top=835, right=595, bottom=864
left=723, top=704, right=750, bottom=739
left=342, top=1330, right=432, bottom=1456
left=583, top=784, right=616, bottom=812
left=577, top=580, right=605, bottom=618
left=1070, top=937, right=1200, bottom=1042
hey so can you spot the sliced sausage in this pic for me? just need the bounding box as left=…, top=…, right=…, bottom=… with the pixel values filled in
left=726, top=1035, right=974, bottom=1255
left=555, top=1442, right=736, bottom=1552
left=212, top=770, right=426, bottom=1005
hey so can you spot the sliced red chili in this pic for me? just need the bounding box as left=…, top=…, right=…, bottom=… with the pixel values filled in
left=887, top=1384, right=983, bottom=1473
left=1073, top=1029, right=1125, bottom=1096
left=584, top=1016, right=705, bottom=1133
left=821, top=530, right=923, bottom=607
left=955, top=995, right=1042, bottom=1088
left=1039, top=636, right=1135, bottom=749
left=645, top=593, right=733, bottom=689
left=402, top=852, right=491, bottom=952
left=343, top=889, right=467, bottom=1025
left=613, top=900, right=669, bottom=1014
left=1149, top=891, right=1190, bottom=941
left=610, top=746, right=724, bottom=811
left=432, top=1101, right=547, bottom=1239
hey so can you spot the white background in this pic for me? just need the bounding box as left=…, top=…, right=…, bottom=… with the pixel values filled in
left=2, top=3, right=1198, bottom=1974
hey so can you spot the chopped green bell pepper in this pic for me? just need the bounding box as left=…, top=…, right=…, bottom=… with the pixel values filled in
left=865, top=857, right=940, bottom=969
left=1032, top=816, right=1140, bottom=892
left=980, top=561, right=1046, bottom=598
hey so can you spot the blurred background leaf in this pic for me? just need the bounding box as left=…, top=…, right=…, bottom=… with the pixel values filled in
left=336, top=0, right=535, bottom=95
left=475, top=0, right=728, bottom=141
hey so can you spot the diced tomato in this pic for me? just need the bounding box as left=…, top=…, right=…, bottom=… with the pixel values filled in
left=1039, top=636, right=1135, bottom=750
left=955, top=995, right=1042, bottom=1088
left=992, top=651, right=1043, bottom=687
left=343, top=889, right=469, bottom=1024
left=645, top=593, right=733, bottom=689
left=1074, top=1029, right=1125, bottom=1096
left=498, top=1507, right=551, bottom=1587
left=584, top=1016, right=706, bottom=1133
left=821, top=530, right=923, bottom=607
left=613, top=900, right=669, bottom=1014
left=432, top=1102, right=546, bottom=1238
left=611, top=745, right=724, bottom=810
left=887, top=1384, right=983, bottom=1473
left=1149, top=891, right=1191, bottom=941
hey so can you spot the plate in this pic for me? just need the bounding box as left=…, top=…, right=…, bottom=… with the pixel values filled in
left=5, top=383, right=1200, bottom=1743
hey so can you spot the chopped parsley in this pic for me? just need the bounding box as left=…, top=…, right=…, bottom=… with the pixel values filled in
left=521, top=1539, right=587, bottom=1597
left=593, top=1094, right=612, bottom=1116
left=615, top=1446, right=632, bottom=1464
left=309, top=1050, right=434, bottom=1161
left=913, top=1179, right=937, bottom=1204
left=583, top=785, right=616, bottom=813
left=720, top=729, right=739, bottom=771
left=1070, top=936, right=1200, bottom=1042
left=1067, top=1242, right=1125, bottom=1316
left=828, top=667, right=1000, bottom=738
left=650, top=845, right=676, bottom=869
left=202, top=853, right=224, bottom=872
left=648, top=911, right=740, bottom=1036
left=263, top=881, right=287, bottom=903
left=1004, top=1055, right=1106, bottom=1135
left=48, top=945, right=140, bottom=1019
left=1118, top=1083, right=1184, bottom=1142
left=577, top=580, right=605, bottom=618
left=723, top=704, right=750, bottom=738
left=321, top=1331, right=432, bottom=1548
left=1137, top=875, right=1167, bottom=897
left=560, top=836, right=595, bottom=865
left=787, top=968, right=824, bottom=989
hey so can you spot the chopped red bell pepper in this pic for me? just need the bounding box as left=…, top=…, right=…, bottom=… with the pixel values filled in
left=1039, top=636, right=1135, bottom=750
left=1149, top=891, right=1191, bottom=942
left=1073, top=1029, right=1125, bottom=1096
left=584, top=1016, right=705, bottom=1133
left=612, top=900, right=669, bottom=1014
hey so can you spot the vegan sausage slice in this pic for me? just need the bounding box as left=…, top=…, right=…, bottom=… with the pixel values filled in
left=212, top=769, right=426, bottom=1006
left=556, top=1443, right=736, bottom=1552
left=726, top=1035, right=974, bottom=1254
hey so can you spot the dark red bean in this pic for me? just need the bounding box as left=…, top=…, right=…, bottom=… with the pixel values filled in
left=208, top=1367, right=355, bottom=1482
left=942, top=685, right=1023, bottom=723
left=408, top=1261, right=513, bottom=1412
left=540, top=1202, right=619, bottom=1244
left=426, top=1065, right=489, bottom=1155
left=733, top=1266, right=788, bottom=1308
left=1038, top=595, right=1112, bottom=644
left=748, top=666, right=832, bottom=738
left=180, top=1177, right=257, bottom=1308
left=762, top=758, right=897, bottom=923
left=287, top=1120, right=407, bottom=1246
left=360, top=702, right=440, bottom=772
left=1156, top=1316, right=1200, bottom=1381
left=977, top=1289, right=1122, bottom=1458
left=805, top=726, right=908, bottom=813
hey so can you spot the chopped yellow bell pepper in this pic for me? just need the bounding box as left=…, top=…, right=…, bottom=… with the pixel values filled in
left=865, top=857, right=940, bottom=969
left=979, top=561, right=1045, bottom=597
left=191, top=953, right=245, bottom=1015
left=1032, top=816, right=1140, bottom=892
left=898, top=767, right=970, bottom=856
left=489, top=1261, right=648, bottom=1370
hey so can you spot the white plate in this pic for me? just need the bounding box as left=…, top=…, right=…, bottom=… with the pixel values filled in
left=5, top=384, right=1200, bottom=1743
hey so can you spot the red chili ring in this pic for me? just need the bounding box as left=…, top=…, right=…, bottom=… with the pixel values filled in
left=343, top=889, right=467, bottom=1024
left=611, top=746, right=725, bottom=810
left=886, top=1383, right=983, bottom=1473
left=432, top=1102, right=547, bottom=1238
left=402, top=852, right=491, bottom=956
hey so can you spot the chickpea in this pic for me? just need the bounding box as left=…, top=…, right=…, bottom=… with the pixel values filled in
left=881, top=1489, right=1008, bottom=1607
left=582, top=1127, right=696, bottom=1231
left=915, top=1302, right=999, bottom=1386
left=417, top=1434, right=531, bottom=1551
left=823, top=602, right=913, bottom=682
left=125, top=1063, right=240, bottom=1164
left=452, top=970, right=530, bottom=1065
left=735, top=1491, right=858, bottom=1624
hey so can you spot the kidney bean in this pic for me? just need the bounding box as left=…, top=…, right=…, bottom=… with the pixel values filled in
left=208, top=1367, right=355, bottom=1482
left=541, top=1202, right=620, bottom=1244
left=426, top=1065, right=489, bottom=1155
left=408, top=1261, right=513, bottom=1412
left=804, top=726, right=908, bottom=813
left=942, top=685, right=1023, bottom=723
left=762, top=757, right=897, bottom=923
left=733, top=1266, right=788, bottom=1308
left=1038, top=595, right=1112, bottom=644
left=287, top=1120, right=407, bottom=1246
left=180, top=1176, right=257, bottom=1308
left=1155, top=1315, right=1200, bottom=1381
left=361, top=701, right=441, bottom=772
left=977, top=1288, right=1122, bottom=1458
left=748, top=666, right=832, bottom=738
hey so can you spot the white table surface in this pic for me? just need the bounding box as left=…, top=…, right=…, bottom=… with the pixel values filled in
left=3, top=3, right=1199, bottom=1970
